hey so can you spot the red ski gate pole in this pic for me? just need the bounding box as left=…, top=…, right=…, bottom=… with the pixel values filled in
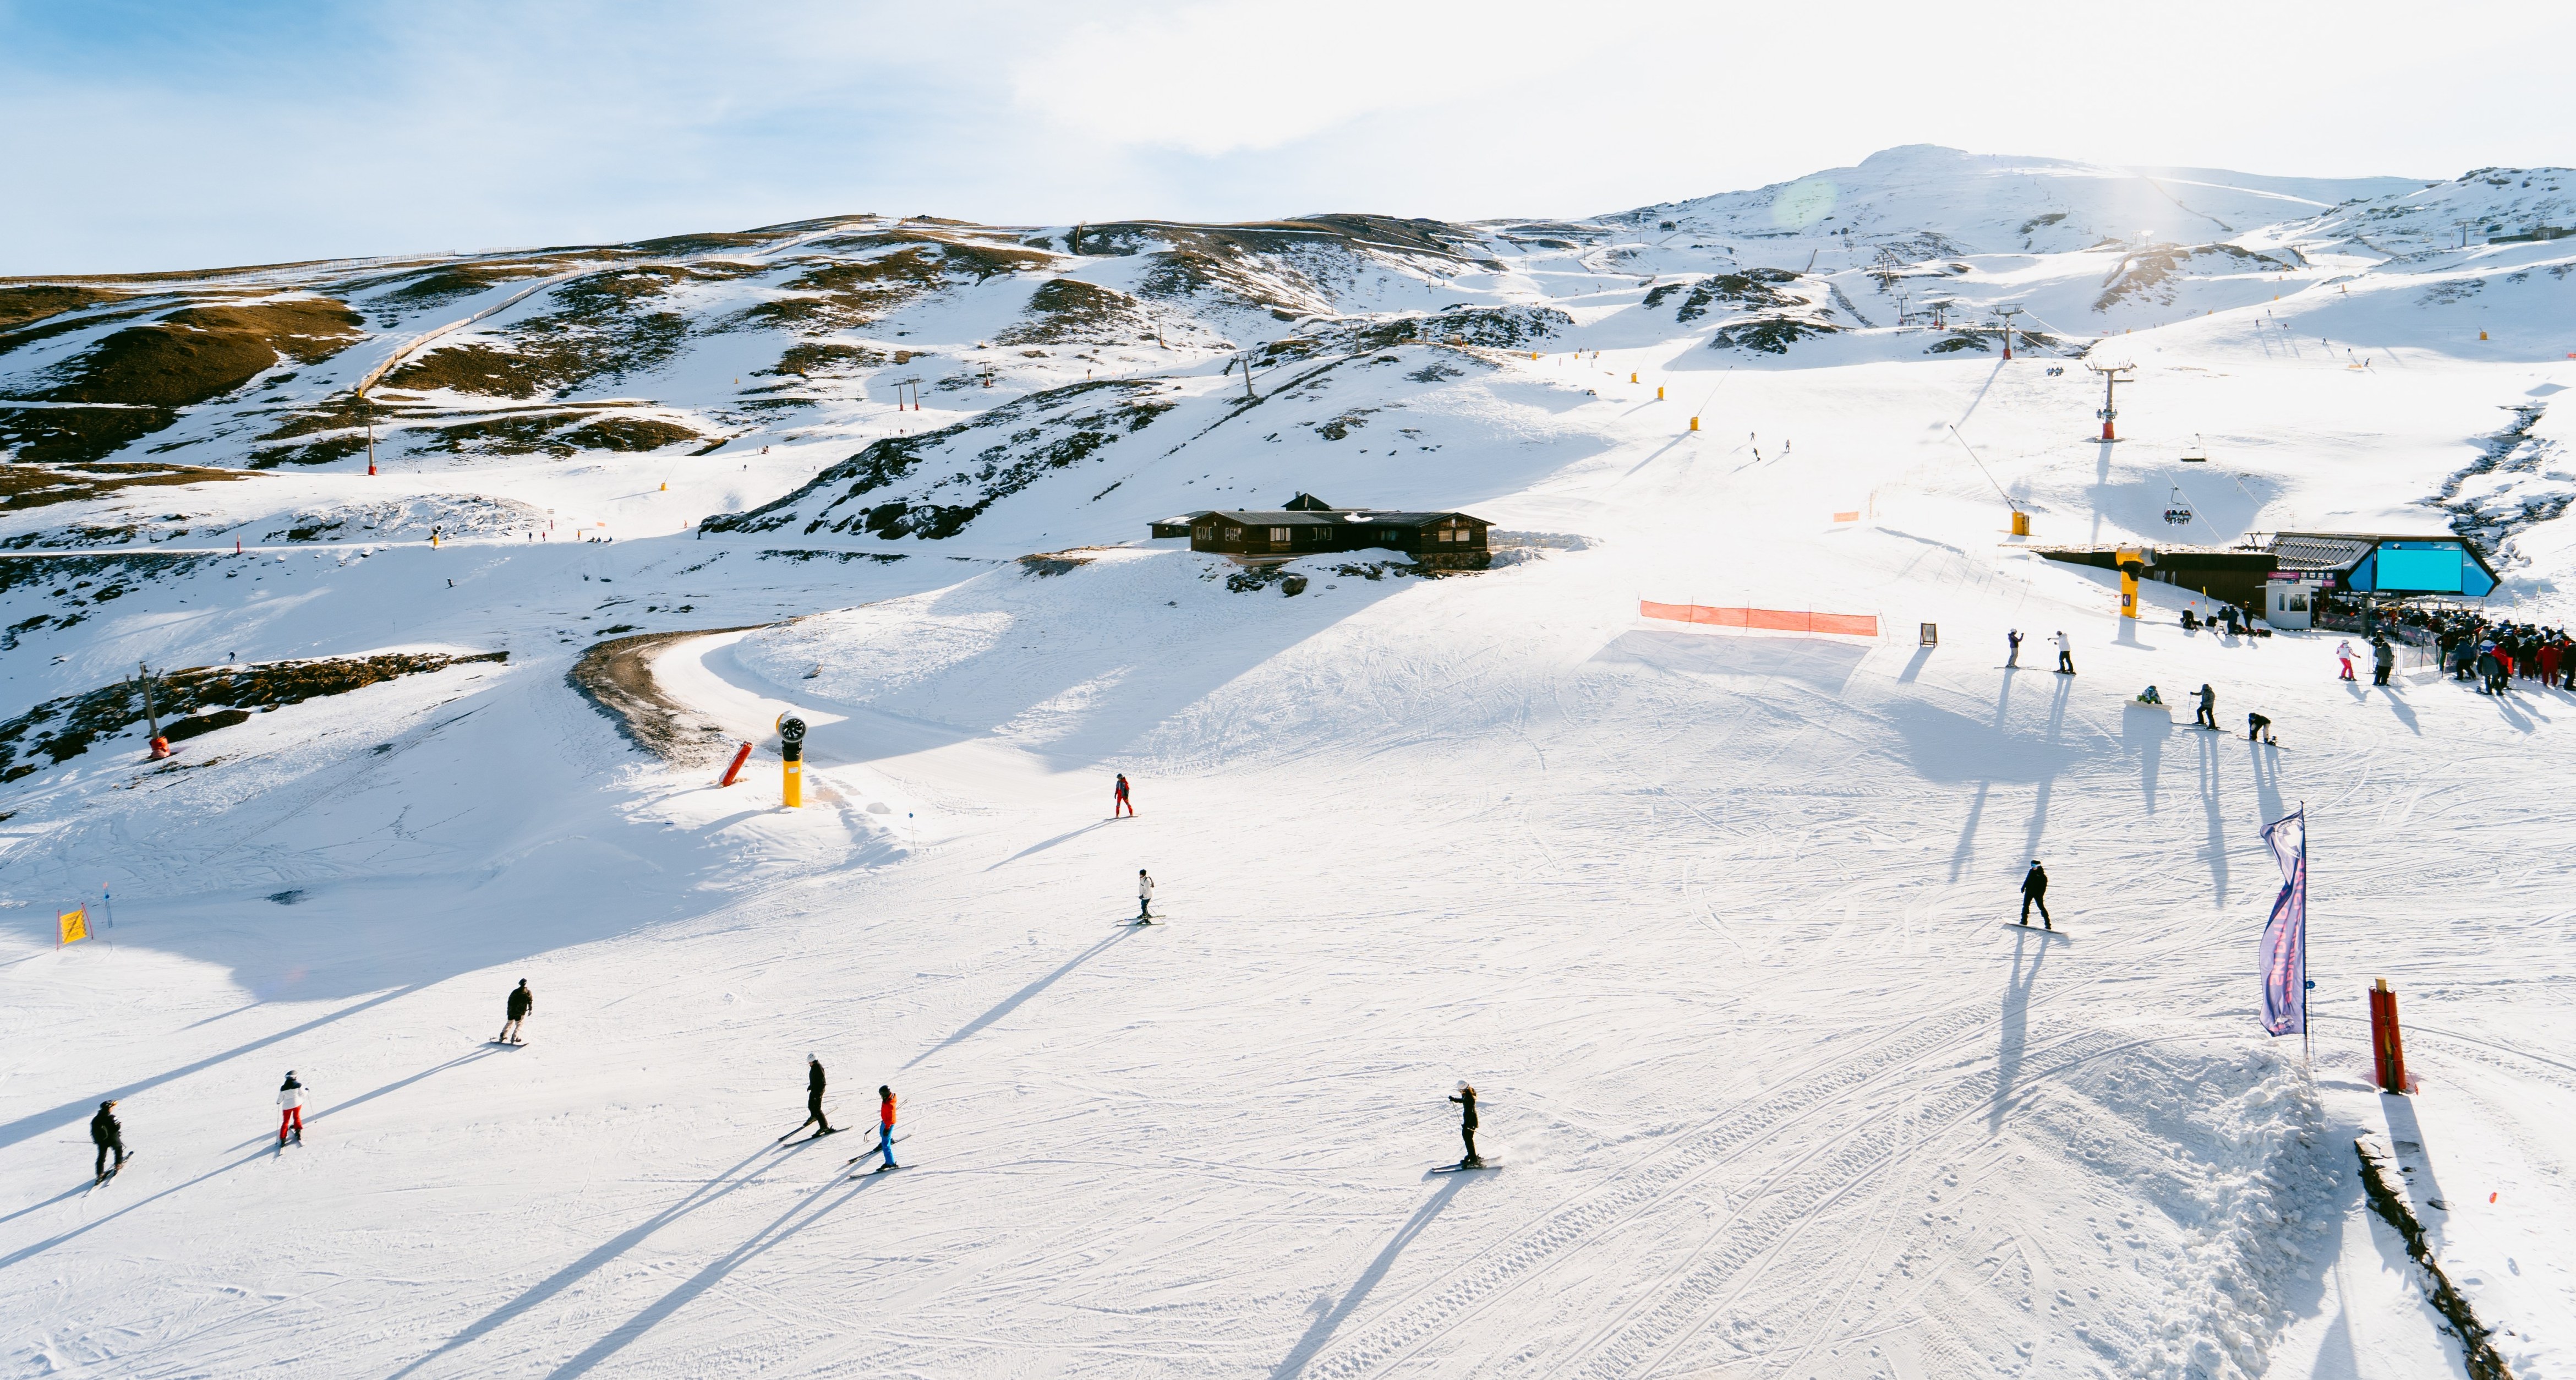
left=717, top=740, right=753, bottom=787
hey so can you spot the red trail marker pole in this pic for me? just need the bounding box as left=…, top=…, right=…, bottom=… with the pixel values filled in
left=717, top=741, right=753, bottom=788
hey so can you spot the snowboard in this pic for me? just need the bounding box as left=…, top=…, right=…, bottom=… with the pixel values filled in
left=2005, top=922, right=2069, bottom=939
left=1431, top=1160, right=1502, bottom=1173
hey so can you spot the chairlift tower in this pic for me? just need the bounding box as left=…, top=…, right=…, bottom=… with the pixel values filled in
left=2087, top=362, right=2135, bottom=441
left=1994, top=304, right=2026, bottom=361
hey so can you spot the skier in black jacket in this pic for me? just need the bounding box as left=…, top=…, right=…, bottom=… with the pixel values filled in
left=784, top=1055, right=835, bottom=1139
left=90, top=1100, right=125, bottom=1182
left=2020, top=861, right=2052, bottom=930
left=1449, top=1083, right=1481, bottom=1166
left=497, top=980, right=533, bottom=1045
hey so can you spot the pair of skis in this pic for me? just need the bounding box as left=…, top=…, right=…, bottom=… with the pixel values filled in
left=847, top=1133, right=906, bottom=1177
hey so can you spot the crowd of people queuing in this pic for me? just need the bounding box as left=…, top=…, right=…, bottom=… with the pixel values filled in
left=2364, top=605, right=2576, bottom=695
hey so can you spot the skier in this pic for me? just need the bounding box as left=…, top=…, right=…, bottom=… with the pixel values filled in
left=1450, top=1082, right=1481, bottom=1166
left=1113, top=772, right=1134, bottom=818
left=786, top=1055, right=836, bottom=1139
left=2006, top=629, right=2022, bottom=668
left=90, top=1100, right=127, bottom=1183
left=269, top=1071, right=306, bottom=1145
left=497, top=979, right=532, bottom=1045
left=2053, top=631, right=2075, bottom=675
left=2373, top=637, right=2397, bottom=688
left=1136, top=869, right=1155, bottom=924
left=2247, top=711, right=2275, bottom=744
left=2335, top=640, right=2358, bottom=682
left=2020, top=860, right=2052, bottom=929
left=873, top=1085, right=900, bottom=1171
left=2195, top=683, right=2218, bottom=730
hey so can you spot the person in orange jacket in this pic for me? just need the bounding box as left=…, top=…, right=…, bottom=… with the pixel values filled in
left=872, top=1085, right=900, bottom=1171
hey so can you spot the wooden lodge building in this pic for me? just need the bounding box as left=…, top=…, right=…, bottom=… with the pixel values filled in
left=1151, top=493, right=1492, bottom=566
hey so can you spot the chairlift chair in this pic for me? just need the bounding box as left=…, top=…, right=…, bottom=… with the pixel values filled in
left=2162, top=484, right=2194, bottom=526
left=2181, top=433, right=2208, bottom=463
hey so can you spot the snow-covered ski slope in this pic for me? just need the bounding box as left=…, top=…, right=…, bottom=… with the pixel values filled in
left=3, top=146, right=2573, bottom=1378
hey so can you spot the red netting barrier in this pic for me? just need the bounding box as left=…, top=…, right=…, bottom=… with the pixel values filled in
left=1639, top=601, right=1879, bottom=638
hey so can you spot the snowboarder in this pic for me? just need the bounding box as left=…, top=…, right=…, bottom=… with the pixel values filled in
left=1450, top=1082, right=1481, bottom=1166
left=2053, top=631, right=2075, bottom=675
left=2194, top=684, right=2218, bottom=730
left=1113, top=773, right=1134, bottom=818
left=2335, top=640, right=2358, bottom=681
left=2373, top=637, right=2397, bottom=687
left=2020, top=860, right=2052, bottom=929
left=2247, top=712, right=2276, bottom=744
left=787, top=1055, right=835, bottom=1139
left=497, top=979, right=532, bottom=1045
left=90, top=1100, right=126, bottom=1183
left=2006, top=629, right=2022, bottom=668
left=873, top=1085, right=900, bottom=1170
left=1136, top=869, right=1155, bottom=924
left=276, top=1072, right=305, bottom=1146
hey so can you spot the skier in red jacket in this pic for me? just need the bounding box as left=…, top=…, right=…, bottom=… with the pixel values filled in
left=872, top=1086, right=900, bottom=1171
left=1113, top=773, right=1134, bottom=817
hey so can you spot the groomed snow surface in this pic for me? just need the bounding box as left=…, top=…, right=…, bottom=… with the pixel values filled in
left=6, top=154, right=2576, bottom=1377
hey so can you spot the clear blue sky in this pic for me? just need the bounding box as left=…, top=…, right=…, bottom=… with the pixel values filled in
left=6, top=0, right=2569, bottom=274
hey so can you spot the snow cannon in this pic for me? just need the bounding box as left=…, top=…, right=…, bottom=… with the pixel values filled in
left=777, top=714, right=807, bottom=808
left=2116, top=548, right=2152, bottom=620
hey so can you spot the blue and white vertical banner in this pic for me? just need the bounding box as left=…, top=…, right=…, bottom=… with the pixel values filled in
left=2258, top=808, right=2308, bottom=1037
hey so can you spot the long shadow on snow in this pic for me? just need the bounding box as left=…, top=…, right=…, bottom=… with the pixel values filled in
left=0, top=1143, right=278, bottom=1271
left=385, top=1142, right=780, bottom=1380
left=0, top=665, right=844, bottom=1152
left=1990, top=926, right=2050, bottom=1134
left=903, top=926, right=1139, bottom=1070
left=541, top=1171, right=888, bottom=1379
left=1272, top=1174, right=1472, bottom=1379
left=0, top=985, right=420, bottom=1155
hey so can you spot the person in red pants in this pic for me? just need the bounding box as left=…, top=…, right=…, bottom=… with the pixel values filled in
left=1113, top=773, right=1134, bottom=817
left=2543, top=642, right=2562, bottom=689
left=276, top=1071, right=305, bottom=1146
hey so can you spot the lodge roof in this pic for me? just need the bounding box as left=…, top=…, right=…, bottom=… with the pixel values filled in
left=1201, top=509, right=1480, bottom=528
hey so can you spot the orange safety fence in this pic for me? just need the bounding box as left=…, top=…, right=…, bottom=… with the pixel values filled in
left=1640, top=600, right=1879, bottom=638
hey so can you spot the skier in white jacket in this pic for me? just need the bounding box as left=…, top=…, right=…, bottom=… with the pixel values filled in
left=2053, top=631, right=2075, bottom=675
left=1137, top=869, right=1155, bottom=924
left=2335, top=640, right=2357, bottom=681
left=276, top=1071, right=305, bottom=1146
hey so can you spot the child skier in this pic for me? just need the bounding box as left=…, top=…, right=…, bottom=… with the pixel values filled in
left=2020, top=860, right=2052, bottom=929
left=497, top=979, right=532, bottom=1045
left=2335, top=640, right=2358, bottom=681
left=1449, top=1083, right=1481, bottom=1166
left=276, top=1072, right=304, bottom=1146
left=874, top=1086, right=900, bottom=1171
left=1113, top=773, right=1134, bottom=818
left=1136, top=869, right=1155, bottom=924
left=2247, top=712, right=2276, bottom=744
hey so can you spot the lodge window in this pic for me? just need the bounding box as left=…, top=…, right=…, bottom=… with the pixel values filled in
left=1226, top=527, right=1243, bottom=541
left=1270, top=527, right=1289, bottom=542
left=1194, top=526, right=1212, bottom=541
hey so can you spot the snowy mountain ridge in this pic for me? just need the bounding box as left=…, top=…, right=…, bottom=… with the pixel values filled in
left=2, top=146, right=2573, bottom=1380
